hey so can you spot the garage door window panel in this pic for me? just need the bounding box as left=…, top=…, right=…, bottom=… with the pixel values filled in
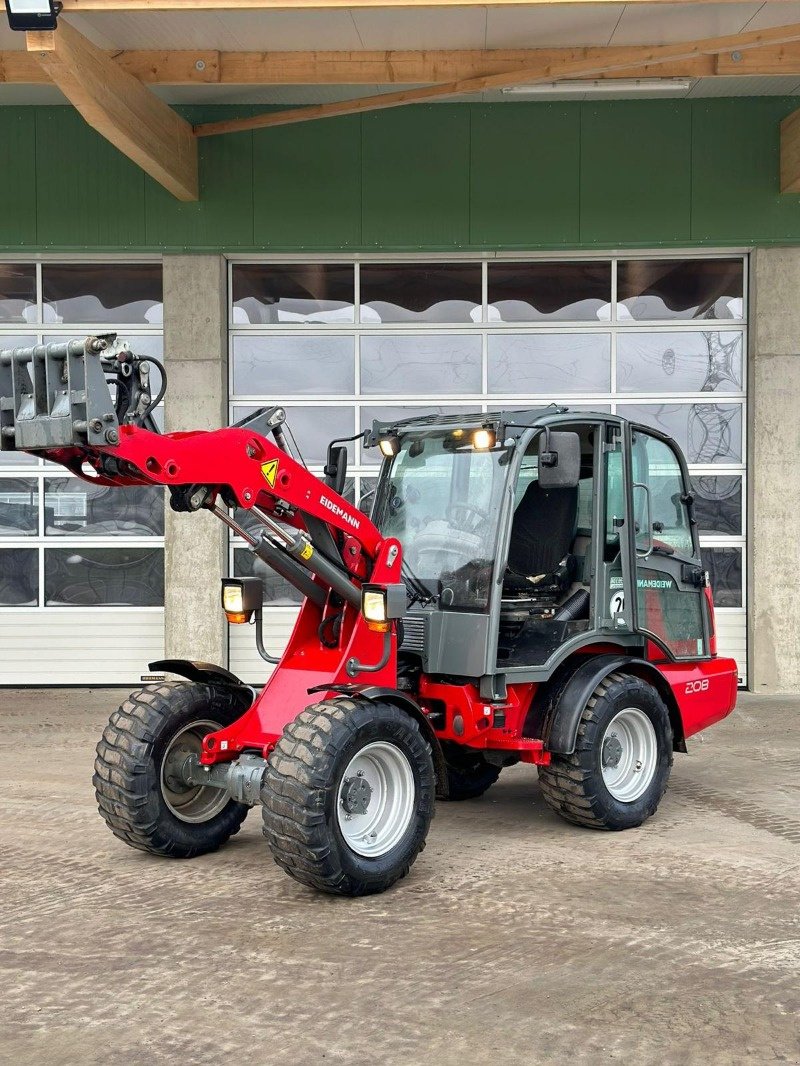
left=617, top=331, right=743, bottom=394
left=360, top=334, right=482, bottom=395
left=44, top=479, right=165, bottom=537
left=231, top=264, right=354, bottom=325
left=45, top=547, right=164, bottom=607
left=42, top=264, right=163, bottom=325
left=617, top=403, right=743, bottom=465
left=701, top=546, right=743, bottom=608
left=359, top=264, right=481, bottom=324
left=690, top=475, right=742, bottom=537
left=0, top=478, right=38, bottom=536
left=488, top=261, right=611, bottom=322
left=231, top=335, right=354, bottom=396
left=617, top=259, right=744, bottom=321
left=0, top=266, right=36, bottom=324
left=0, top=548, right=38, bottom=605
left=488, top=333, right=611, bottom=394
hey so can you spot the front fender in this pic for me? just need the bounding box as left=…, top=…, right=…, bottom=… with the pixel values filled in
left=149, top=659, right=254, bottom=705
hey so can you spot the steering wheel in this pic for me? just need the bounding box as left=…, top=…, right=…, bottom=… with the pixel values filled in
left=446, top=503, right=491, bottom=535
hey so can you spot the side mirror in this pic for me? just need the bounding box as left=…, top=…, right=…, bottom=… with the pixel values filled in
left=324, top=443, right=348, bottom=496
left=538, top=430, right=581, bottom=490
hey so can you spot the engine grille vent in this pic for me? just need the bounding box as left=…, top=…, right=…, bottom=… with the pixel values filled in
left=400, top=614, right=427, bottom=655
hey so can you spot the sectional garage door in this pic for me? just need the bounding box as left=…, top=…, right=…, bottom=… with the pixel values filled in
left=0, top=262, right=166, bottom=684
left=228, top=255, right=747, bottom=686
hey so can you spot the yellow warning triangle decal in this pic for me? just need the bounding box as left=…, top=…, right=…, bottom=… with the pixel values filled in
left=261, top=459, right=279, bottom=488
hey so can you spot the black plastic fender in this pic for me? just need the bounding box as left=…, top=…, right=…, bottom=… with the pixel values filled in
left=353, top=685, right=450, bottom=799
left=531, top=653, right=686, bottom=756
left=148, top=659, right=254, bottom=706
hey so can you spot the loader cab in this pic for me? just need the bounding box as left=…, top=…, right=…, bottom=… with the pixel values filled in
left=370, top=409, right=712, bottom=693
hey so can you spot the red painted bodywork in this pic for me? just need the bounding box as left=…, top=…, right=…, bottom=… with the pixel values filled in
left=36, top=422, right=738, bottom=763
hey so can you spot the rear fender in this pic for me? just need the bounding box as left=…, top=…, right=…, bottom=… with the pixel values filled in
left=354, top=685, right=450, bottom=799
left=529, top=654, right=686, bottom=756
left=148, top=659, right=255, bottom=708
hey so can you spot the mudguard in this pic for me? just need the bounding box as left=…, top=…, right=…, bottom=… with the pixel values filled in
left=350, top=685, right=450, bottom=799
left=535, top=654, right=685, bottom=756
left=149, top=658, right=253, bottom=695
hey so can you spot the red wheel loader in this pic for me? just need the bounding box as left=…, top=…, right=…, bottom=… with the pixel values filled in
left=0, top=336, right=738, bottom=895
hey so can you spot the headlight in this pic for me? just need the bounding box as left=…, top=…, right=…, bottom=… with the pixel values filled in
left=362, top=588, right=388, bottom=624
left=360, top=583, right=407, bottom=633
left=220, top=577, right=262, bottom=624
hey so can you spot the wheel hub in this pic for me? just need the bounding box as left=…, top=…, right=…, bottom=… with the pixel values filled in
left=602, top=733, right=623, bottom=769
left=340, top=773, right=373, bottom=816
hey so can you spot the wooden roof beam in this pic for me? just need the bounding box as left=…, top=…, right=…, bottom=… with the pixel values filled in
left=194, top=20, right=800, bottom=137
left=27, top=20, right=198, bottom=200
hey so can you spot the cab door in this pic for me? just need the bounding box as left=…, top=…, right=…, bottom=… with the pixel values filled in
left=628, top=426, right=709, bottom=660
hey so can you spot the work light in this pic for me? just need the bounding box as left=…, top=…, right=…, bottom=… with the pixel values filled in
left=360, top=583, right=407, bottom=632
left=378, top=435, right=400, bottom=459
left=472, top=427, right=496, bottom=451
left=220, top=577, right=263, bottom=624
left=4, top=0, right=61, bottom=31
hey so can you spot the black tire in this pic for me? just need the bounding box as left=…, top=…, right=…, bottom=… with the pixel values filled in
left=538, top=671, right=673, bottom=830
left=93, top=681, right=251, bottom=858
left=262, top=698, right=435, bottom=896
left=441, top=744, right=501, bottom=801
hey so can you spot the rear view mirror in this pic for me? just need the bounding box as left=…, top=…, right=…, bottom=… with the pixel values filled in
left=538, top=430, right=581, bottom=490
left=324, top=444, right=348, bottom=496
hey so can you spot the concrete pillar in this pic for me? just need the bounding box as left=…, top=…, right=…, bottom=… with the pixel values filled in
left=750, top=248, right=800, bottom=691
left=162, top=255, right=228, bottom=665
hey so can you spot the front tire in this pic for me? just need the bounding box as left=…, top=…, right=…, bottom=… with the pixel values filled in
left=262, top=698, right=435, bottom=896
left=93, top=682, right=251, bottom=858
left=538, top=672, right=673, bottom=830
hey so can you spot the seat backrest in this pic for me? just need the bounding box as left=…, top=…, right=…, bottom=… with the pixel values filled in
left=506, top=480, right=579, bottom=579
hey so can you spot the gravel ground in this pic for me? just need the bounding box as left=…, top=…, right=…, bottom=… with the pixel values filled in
left=1, top=688, right=799, bottom=1066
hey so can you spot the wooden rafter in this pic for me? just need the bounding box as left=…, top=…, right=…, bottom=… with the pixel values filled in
left=27, top=21, right=197, bottom=200
left=781, top=108, right=800, bottom=193
left=194, top=20, right=800, bottom=137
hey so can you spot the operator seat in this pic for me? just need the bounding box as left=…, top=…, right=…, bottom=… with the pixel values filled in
left=503, top=480, right=579, bottom=598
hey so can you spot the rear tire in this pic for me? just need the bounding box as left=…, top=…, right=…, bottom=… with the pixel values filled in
left=262, top=698, right=435, bottom=896
left=441, top=745, right=501, bottom=800
left=538, top=672, right=672, bottom=830
left=93, top=682, right=250, bottom=858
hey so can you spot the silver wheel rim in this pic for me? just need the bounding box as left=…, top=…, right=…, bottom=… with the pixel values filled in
left=600, top=707, right=658, bottom=803
left=336, top=741, right=416, bottom=857
left=160, top=719, right=230, bottom=824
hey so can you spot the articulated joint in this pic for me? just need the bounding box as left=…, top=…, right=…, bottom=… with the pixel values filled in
left=183, top=752, right=268, bottom=807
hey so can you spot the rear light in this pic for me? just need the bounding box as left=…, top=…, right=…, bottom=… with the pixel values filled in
left=703, top=584, right=717, bottom=656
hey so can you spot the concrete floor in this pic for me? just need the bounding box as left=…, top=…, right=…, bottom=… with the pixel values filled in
left=1, top=690, right=799, bottom=1066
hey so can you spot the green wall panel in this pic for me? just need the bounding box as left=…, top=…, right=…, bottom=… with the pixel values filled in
left=0, top=110, right=36, bottom=246
left=470, top=103, right=580, bottom=247
left=691, top=98, right=800, bottom=243
left=145, top=131, right=253, bottom=249
left=361, top=105, right=470, bottom=248
left=252, top=114, right=361, bottom=249
left=2, top=99, right=800, bottom=252
left=580, top=101, right=692, bottom=246
left=35, top=108, right=145, bottom=248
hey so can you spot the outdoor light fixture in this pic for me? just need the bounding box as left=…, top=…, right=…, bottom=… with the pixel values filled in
left=501, top=78, right=693, bottom=97
left=4, top=0, right=61, bottom=32
left=378, top=435, right=400, bottom=458
left=360, top=583, right=407, bottom=633
left=472, top=428, right=496, bottom=451
left=221, top=577, right=262, bottom=625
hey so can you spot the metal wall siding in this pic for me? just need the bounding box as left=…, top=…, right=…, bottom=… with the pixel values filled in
left=0, top=109, right=37, bottom=247
left=1, top=99, right=799, bottom=251
left=469, top=103, right=581, bottom=248
left=691, top=98, right=800, bottom=243
left=0, top=610, right=165, bottom=685
left=361, top=106, right=471, bottom=248
left=252, top=115, right=362, bottom=249
left=580, top=102, right=692, bottom=246
left=35, top=108, right=146, bottom=249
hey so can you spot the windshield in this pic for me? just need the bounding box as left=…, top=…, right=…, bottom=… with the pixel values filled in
left=372, top=430, right=512, bottom=611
